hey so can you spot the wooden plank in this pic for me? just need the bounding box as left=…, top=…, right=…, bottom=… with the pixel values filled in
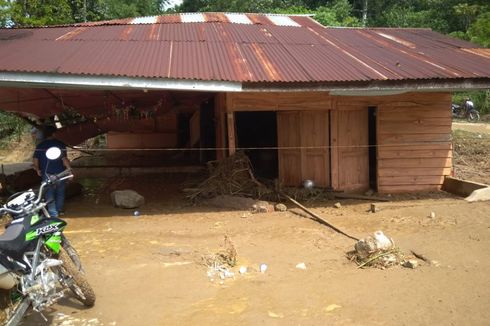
left=378, top=184, right=441, bottom=193
left=230, top=92, right=331, bottom=112
left=378, top=175, right=446, bottom=186
left=377, top=149, right=452, bottom=159
left=378, top=112, right=451, bottom=120
left=337, top=106, right=369, bottom=191
left=277, top=112, right=302, bottom=186
left=189, top=110, right=200, bottom=147
left=336, top=92, right=452, bottom=107
left=378, top=157, right=452, bottom=168
left=379, top=143, right=452, bottom=151
left=214, top=93, right=226, bottom=160
left=378, top=123, right=451, bottom=134
left=330, top=108, right=339, bottom=189
left=378, top=133, right=451, bottom=144
left=378, top=167, right=452, bottom=177
left=226, top=112, right=236, bottom=155
left=300, top=111, right=330, bottom=187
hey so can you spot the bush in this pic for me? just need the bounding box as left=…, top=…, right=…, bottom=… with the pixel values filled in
left=0, top=111, right=28, bottom=148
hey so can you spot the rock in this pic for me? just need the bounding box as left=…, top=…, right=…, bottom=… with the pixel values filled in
left=403, top=259, right=419, bottom=269
left=370, top=203, right=379, bottom=213
left=251, top=201, right=274, bottom=214
left=354, top=237, right=377, bottom=259
left=275, top=203, right=287, bottom=212
left=110, top=190, right=145, bottom=209
left=364, top=189, right=374, bottom=196
left=429, top=211, right=436, bottom=218
left=465, top=187, right=490, bottom=202
left=334, top=202, right=342, bottom=209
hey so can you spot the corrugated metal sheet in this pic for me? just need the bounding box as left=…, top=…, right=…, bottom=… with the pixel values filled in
left=0, top=13, right=489, bottom=84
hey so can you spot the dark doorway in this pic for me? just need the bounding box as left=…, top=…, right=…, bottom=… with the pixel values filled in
left=368, top=106, right=377, bottom=190
left=235, top=111, right=278, bottom=179
left=199, top=98, right=216, bottom=162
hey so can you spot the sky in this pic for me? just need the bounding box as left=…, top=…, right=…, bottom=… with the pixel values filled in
left=164, top=0, right=184, bottom=10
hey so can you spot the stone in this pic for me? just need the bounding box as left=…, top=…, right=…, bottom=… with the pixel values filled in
left=110, top=190, right=145, bottom=209
left=334, top=202, right=342, bottom=209
left=465, top=187, right=490, bottom=202
left=364, top=189, right=374, bottom=196
left=403, top=259, right=419, bottom=269
left=429, top=211, right=436, bottom=218
left=275, top=203, right=287, bottom=212
left=370, top=203, right=379, bottom=213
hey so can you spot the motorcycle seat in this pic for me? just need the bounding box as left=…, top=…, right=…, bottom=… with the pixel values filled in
left=0, top=224, right=26, bottom=253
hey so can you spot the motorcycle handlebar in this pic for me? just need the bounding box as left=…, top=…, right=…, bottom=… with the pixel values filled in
left=0, top=206, right=23, bottom=215
left=35, top=169, right=73, bottom=204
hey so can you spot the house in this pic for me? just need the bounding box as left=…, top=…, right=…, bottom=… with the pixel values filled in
left=0, top=13, right=489, bottom=193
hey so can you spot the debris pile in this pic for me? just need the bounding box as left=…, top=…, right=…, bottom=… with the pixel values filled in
left=203, top=236, right=238, bottom=283
left=347, top=231, right=405, bottom=269
left=185, top=152, right=271, bottom=202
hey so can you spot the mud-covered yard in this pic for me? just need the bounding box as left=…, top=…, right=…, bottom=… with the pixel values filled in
left=20, top=178, right=490, bottom=326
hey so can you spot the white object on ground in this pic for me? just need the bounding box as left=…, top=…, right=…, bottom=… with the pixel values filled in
left=373, top=230, right=394, bottom=250
left=465, top=187, right=490, bottom=202
left=239, top=266, right=247, bottom=274
left=259, top=263, right=268, bottom=273
left=295, top=262, right=307, bottom=270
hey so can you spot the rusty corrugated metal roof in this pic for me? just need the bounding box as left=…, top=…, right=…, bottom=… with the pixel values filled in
left=0, top=13, right=489, bottom=84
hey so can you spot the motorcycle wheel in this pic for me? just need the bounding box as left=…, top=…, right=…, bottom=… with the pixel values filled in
left=467, top=110, right=480, bottom=122
left=58, top=248, right=96, bottom=307
left=61, top=234, right=84, bottom=273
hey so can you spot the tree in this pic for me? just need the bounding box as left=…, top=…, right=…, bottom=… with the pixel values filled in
left=467, top=11, right=490, bottom=47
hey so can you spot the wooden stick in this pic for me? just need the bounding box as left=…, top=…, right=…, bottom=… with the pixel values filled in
left=334, top=193, right=390, bottom=202
left=284, top=194, right=359, bottom=241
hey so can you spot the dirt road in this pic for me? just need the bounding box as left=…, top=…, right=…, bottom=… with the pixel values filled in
left=20, top=182, right=490, bottom=326
left=452, top=121, right=490, bottom=134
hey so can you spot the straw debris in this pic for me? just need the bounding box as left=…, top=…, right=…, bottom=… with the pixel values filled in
left=185, top=152, right=271, bottom=202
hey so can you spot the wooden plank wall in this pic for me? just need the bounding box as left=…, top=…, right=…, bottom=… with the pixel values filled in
left=375, top=93, right=452, bottom=193
left=221, top=91, right=452, bottom=193
left=227, top=92, right=332, bottom=187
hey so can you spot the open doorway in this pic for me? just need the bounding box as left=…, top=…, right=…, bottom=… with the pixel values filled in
left=368, top=106, right=377, bottom=190
left=235, top=111, right=278, bottom=179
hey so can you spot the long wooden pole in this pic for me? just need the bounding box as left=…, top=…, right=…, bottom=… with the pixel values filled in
left=284, top=194, right=359, bottom=241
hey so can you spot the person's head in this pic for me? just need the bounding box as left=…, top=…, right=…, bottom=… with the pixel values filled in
left=43, top=125, right=57, bottom=138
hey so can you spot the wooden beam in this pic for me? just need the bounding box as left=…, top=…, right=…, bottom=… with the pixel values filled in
left=226, top=112, right=236, bottom=155
left=330, top=100, right=339, bottom=190
left=214, top=93, right=226, bottom=160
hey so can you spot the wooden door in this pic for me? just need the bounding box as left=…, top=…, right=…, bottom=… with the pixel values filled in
left=277, top=112, right=302, bottom=186
left=277, top=111, right=330, bottom=187
left=301, top=111, right=330, bottom=187
left=336, top=108, right=369, bottom=191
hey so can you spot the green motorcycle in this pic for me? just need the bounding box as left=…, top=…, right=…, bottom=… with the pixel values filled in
left=0, top=148, right=95, bottom=325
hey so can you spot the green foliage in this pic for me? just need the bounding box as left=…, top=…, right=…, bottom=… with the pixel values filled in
left=0, top=112, right=28, bottom=148
left=467, top=11, right=490, bottom=46
left=9, top=0, right=73, bottom=26
left=1, top=0, right=168, bottom=26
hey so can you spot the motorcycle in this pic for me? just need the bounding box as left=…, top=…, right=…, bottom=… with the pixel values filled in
left=452, top=99, right=480, bottom=122
left=0, top=147, right=95, bottom=325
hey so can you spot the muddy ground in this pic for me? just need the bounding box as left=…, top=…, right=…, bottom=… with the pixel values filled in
left=0, top=121, right=488, bottom=325
left=17, top=174, right=489, bottom=326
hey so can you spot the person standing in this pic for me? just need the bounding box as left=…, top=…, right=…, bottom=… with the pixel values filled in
left=33, top=125, right=72, bottom=217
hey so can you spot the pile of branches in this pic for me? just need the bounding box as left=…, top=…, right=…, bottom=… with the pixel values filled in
left=347, top=247, right=405, bottom=269
left=185, top=152, right=272, bottom=202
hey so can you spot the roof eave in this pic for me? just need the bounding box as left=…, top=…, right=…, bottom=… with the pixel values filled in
left=243, top=79, right=490, bottom=95
left=0, top=72, right=243, bottom=92
left=0, top=72, right=488, bottom=95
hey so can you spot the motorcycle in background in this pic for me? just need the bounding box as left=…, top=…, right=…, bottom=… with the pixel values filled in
left=0, top=147, right=95, bottom=325
left=452, top=98, right=480, bottom=122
